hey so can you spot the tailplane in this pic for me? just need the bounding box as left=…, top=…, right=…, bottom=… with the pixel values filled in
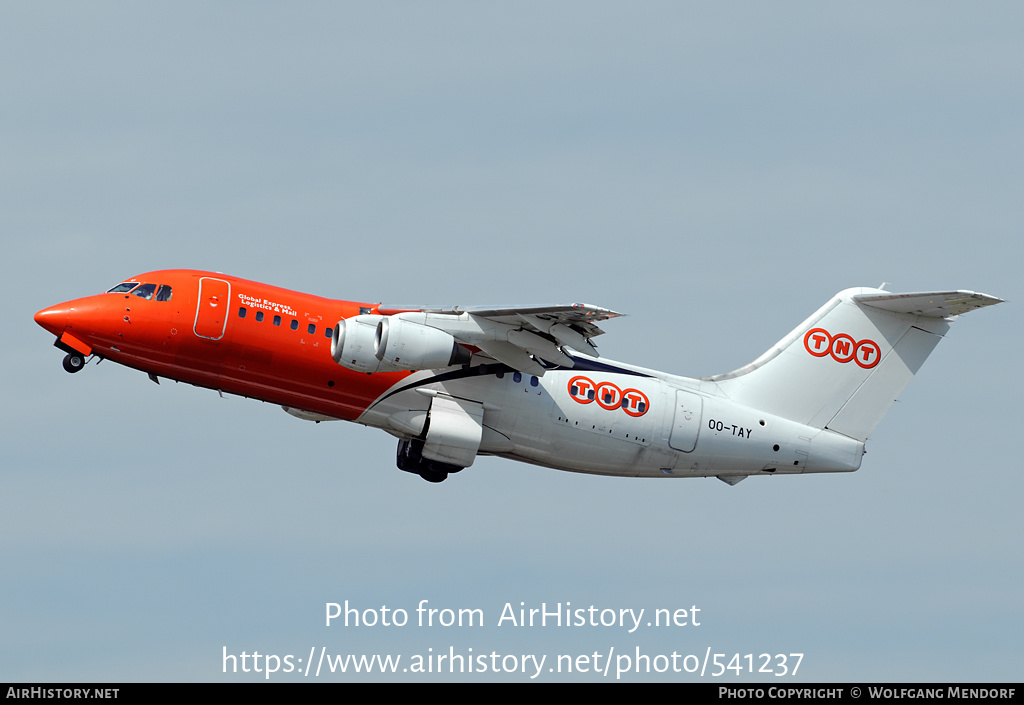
left=707, top=289, right=1002, bottom=441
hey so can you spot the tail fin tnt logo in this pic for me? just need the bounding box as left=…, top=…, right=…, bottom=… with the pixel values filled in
left=567, top=376, right=650, bottom=417
left=803, top=328, right=881, bottom=369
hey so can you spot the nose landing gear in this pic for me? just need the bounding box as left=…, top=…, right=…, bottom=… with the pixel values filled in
left=62, top=353, right=86, bottom=373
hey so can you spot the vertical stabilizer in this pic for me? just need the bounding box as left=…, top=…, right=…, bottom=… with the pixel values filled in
left=706, top=289, right=1002, bottom=441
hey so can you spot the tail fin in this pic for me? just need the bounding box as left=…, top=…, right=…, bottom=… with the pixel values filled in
left=708, top=289, right=1002, bottom=441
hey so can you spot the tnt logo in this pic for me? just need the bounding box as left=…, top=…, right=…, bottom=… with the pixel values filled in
left=568, top=376, right=595, bottom=403
left=803, top=328, right=882, bottom=369
left=568, top=376, right=650, bottom=417
left=595, top=381, right=622, bottom=410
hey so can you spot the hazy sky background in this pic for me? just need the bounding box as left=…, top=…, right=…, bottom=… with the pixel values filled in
left=2, top=2, right=1021, bottom=681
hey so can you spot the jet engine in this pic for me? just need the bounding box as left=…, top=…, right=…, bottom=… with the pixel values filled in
left=332, top=315, right=395, bottom=373
left=331, top=314, right=470, bottom=373
left=375, top=316, right=470, bottom=371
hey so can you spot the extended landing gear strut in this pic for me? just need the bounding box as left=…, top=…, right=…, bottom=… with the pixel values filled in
left=396, top=438, right=464, bottom=483
left=62, top=353, right=86, bottom=374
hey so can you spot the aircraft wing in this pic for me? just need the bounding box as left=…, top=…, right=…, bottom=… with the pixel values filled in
left=377, top=303, right=624, bottom=375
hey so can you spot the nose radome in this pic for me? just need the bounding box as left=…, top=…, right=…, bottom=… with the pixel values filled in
left=34, top=305, right=69, bottom=336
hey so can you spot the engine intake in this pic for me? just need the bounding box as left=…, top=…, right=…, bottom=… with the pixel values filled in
left=332, top=315, right=397, bottom=373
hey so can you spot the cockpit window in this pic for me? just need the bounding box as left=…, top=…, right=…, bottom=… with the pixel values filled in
left=106, top=281, right=172, bottom=300
left=131, top=283, right=157, bottom=300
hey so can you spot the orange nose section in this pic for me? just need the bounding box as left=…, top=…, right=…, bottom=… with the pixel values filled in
left=36, top=296, right=114, bottom=339
left=34, top=305, right=69, bottom=336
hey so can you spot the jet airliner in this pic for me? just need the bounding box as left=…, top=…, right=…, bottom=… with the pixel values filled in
left=34, top=270, right=1002, bottom=483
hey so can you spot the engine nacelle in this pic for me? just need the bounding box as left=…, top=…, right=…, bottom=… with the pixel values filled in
left=331, top=314, right=470, bottom=373
left=332, top=315, right=401, bottom=373
left=376, top=316, right=471, bottom=371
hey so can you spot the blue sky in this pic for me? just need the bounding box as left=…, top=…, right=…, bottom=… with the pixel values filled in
left=2, top=2, right=1021, bottom=681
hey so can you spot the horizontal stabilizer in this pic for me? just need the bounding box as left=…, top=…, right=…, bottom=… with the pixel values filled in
left=853, top=290, right=1004, bottom=318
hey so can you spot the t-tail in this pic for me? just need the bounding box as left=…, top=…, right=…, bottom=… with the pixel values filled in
left=707, top=288, right=1003, bottom=442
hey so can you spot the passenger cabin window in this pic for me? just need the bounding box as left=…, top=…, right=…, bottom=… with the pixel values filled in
left=255, top=311, right=264, bottom=322
left=308, top=323, right=316, bottom=335
left=131, top=284, right=157, bottom=300
left=273, top=315, right=281, bottom=326
left=325, top=327, right=332, bottom=339
left=238, top=307, right=247, bottom=318
left=290, top=319, right=298, bottom=331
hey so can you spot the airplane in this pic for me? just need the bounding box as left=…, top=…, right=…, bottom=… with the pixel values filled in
left=34, top=270, right=1002, bottom=484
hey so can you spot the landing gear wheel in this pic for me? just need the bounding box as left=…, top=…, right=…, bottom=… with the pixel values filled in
left=418, top=469, right=449, bottom=483
left=397, top=438, right=461, bottom=483
left=63, top=353, right=86, bottom=373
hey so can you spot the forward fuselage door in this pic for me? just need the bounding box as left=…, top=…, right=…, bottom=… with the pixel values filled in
left=668, top=389, right=703, bottom=452
left=194, top=277, right=231, bottom=340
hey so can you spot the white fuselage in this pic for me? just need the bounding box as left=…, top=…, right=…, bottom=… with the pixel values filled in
left=358, top=357, right=864, bottom=480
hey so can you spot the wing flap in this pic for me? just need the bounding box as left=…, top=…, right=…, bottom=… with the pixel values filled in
left=474, top=340, right=548, bottom=376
